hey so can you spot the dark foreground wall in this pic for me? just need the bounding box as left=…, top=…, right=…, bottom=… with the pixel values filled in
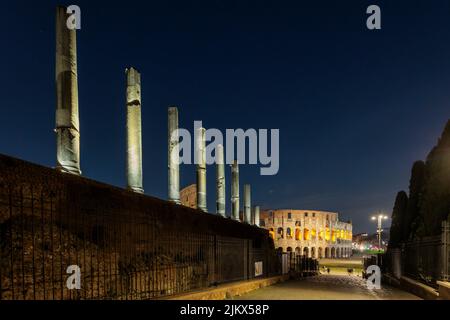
left=0, top=154, right=279, bottom=300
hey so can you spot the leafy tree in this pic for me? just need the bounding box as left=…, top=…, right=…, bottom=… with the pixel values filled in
left=389, top=191, right=408, bottom=247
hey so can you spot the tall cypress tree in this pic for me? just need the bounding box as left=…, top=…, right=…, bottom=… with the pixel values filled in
left=420, top=120, right=450, bottom=236
left=404, top=161, right=425, bottom=240
left=389, top=191, right=408, bottom=247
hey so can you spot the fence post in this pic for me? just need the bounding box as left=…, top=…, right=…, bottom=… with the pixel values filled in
left=442, top=219, right=450, bottom=281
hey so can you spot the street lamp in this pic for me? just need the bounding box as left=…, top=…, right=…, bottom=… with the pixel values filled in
left=371, top=213, right=388, bottom=251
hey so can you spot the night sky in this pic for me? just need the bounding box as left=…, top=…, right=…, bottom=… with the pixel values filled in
left=1, top=0, right=450, bottom=233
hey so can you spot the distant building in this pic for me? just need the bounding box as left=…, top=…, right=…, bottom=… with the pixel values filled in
left=180, top=184, right=197, bottom=209
left=260, top=209, right=353, bottom=258
left=353, top=230, right=389, bottom=251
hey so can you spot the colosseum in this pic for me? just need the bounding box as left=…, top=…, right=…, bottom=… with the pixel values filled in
left=260, top=209, right=353, bottom=259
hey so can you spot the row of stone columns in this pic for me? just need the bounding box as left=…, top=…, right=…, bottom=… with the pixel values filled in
left=167, top=107, right=260, bottom=226
left=54, top=6, right=260, bottom=226
left=55, top=7, right=146, bottom=193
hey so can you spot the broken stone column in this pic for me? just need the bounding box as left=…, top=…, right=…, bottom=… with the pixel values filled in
left=244, top=184, right=251, bottom=223
left=168, top=106, right=180, bottom=203
left=216, top=144, right=226, bottom=217
left=254, top=206, right=260, bottom=227
left=125, top=67, right=143, bottom=193
left=55, top=6, right=81, bottom=175
left=231, top=160, right=240, bottom=221
left=196, top=127, right=207, bottom=212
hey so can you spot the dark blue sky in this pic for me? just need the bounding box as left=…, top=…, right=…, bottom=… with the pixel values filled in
left=1, top=0, right=450, bottom=233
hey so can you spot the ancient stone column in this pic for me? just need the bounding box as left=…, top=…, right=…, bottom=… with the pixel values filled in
left=231, top=160, right=240, bottom=221
left=244, top=184, right=251, bottom=223
left=196, top=127, right=207, bottom=212
left=125, top=67, right=143, bottom=193
left=55, top=6, right=81, bottom=175
left=254, top=205, right=260, bottom=227
left=168, top=106, right=180, bottom=203
left=216, top=144, right=226, bottom=217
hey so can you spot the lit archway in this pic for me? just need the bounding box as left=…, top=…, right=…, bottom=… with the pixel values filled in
left=303, top=228, right=310, bottom=241
left=286, top=228, right=292, bottom=239
left=295, top=228, right=301, bottom=240
left=277, top=227, right=284, bottom=239
left=325, top=228, right=331, bottom=241
left=319, top=230, right=324, bottom=241
left=311, top=247, right=316, bottom=259
left=286, top=247, right=293, bottom=253
left=303, top=247, right=309, bottom=258
left=325, top=247, right=330, bottom=258
left=295, top=247, right=301, bottom=255
left=331, top=247, right=336, bottom=258
left=269, top=228, right=275, bottom=239
left=318, top=247, right=323, bottom=259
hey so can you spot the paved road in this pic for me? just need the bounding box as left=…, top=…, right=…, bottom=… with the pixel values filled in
left=238, top=274, right=420, bottom=300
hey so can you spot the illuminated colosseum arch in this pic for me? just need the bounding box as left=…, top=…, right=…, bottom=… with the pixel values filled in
left=269, top=228, right=275, bottom=239
left=303, top=228, right=310, bottom=241
left=318, top=247, right=323, bottom=259
left=303, top=247, right=309, bottom=257
left=295, top=228, right=301, bottom=240
left=325, top=247, right=330, bottom=258
left=311, top=229, right=317, bottom=240
left=295, top=247, right=301, bottom=255
left=331, top=247, right=336, bottom=258
left=286, top=227, right=292, bottom=239
left=286, top=247, right=293, bottom=253
left=311, top=247, right=316, bottom=259
left=319, top=229, right=324, bottom=241
left=277, top=227, right=284, bottom=239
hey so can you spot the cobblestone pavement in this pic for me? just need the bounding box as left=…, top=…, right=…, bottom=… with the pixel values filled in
left=237, top=274, right=421, bottom=300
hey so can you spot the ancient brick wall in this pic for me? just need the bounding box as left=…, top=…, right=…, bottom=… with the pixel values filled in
left=0, top=154, right=277, bottom=300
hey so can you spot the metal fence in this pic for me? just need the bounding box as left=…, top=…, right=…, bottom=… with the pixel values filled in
left=402, top=235, right=443, bottom=285
left=383, top=219, right=450, bottom=285
left=286, top=253, right=319, bottom=276
left=442, top=219, right=450, bottom=281
left=0, top=184, right=287, bottom=300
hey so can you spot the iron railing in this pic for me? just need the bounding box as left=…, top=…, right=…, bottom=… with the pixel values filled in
left=401, top=235, right=442, bottom=285
left=0, top=153, right=323, bottom=300
left=0, top=185, right=283, bottom=300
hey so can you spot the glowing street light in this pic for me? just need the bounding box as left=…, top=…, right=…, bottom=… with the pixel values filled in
left=371, top=213, right=388, bottom=250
